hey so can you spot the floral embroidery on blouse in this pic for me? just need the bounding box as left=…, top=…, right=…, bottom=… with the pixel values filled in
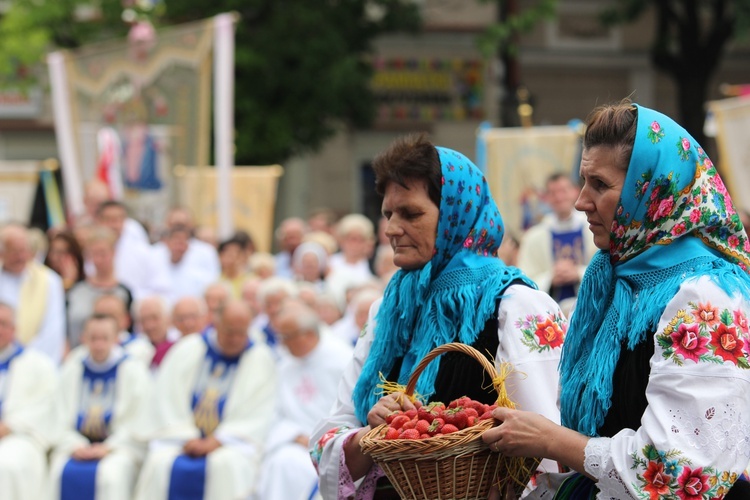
left=310, top=426, right=350, bottom=471
left=657, top=302, right=750, bottom=369
left=515, top=312, right=566, bottom=352
left=631, top=444, right=740, bottom=499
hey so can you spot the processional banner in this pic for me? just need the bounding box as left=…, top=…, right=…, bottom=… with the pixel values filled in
left=49, top=18, right=214, bottom=229
left=708, top=96, right=750, bottom=216
left=175, top=165, right=284, bottom=253
left=481, top=126, right=581, bottom=240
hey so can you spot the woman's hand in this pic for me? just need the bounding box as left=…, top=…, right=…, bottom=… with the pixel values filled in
left=482, top=407, right=590, bottom=478
left=366, top=392, right=417, bottom=428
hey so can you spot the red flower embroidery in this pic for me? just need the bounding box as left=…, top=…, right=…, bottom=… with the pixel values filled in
left=671, top=323, right=709, bottom=362
left=710, top=323, right=745, bottom=364
left=676, top=466, right=709, bottom=500
left=643, top=461, right=672, bottom=499
left=693, top=302, right=720, bottom=326
left=534, top=318, right=564, bottom=349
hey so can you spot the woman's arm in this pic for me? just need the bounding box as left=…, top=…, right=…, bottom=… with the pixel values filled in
left=482, top=407, right=590, bottom=478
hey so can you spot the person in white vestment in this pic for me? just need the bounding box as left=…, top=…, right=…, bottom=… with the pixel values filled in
left=171, top=296, right=209, bottom=337
left=155, top=207, right=221, bottom=279
left=96, top=200, right=170, bottom=301
left=325, top=214, right=376, bottom=308
left=153, top=224, right=219, bottom=305
left=50, top=313, right=152, bottom=500
left=516, top=173, right=597, bottom=309
left=81, top=179, right=150, bottom=248
left=67, top=294, right=155, bottom=368
left=273, top=217, right=308, bottom=279
left=134, top=299, right=278, bottom=500
left=0, top=223, right=66, bottom=363
left=255, top=299, right=353, bottom=500
left=0, top=302, right=59, bottom=500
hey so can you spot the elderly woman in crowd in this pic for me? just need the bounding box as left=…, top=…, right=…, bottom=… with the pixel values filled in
left=482, top=100, right=750, bottom=498
left=310, top=133, right=567, bottom=498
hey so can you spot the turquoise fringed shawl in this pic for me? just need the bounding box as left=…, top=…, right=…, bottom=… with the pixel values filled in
left=352, top=147, right=535, bottom=424
left=559, top=104, right=750, bottom=436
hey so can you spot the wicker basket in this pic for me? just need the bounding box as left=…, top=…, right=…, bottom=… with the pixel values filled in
left=360, top=342, right=539, bottom=500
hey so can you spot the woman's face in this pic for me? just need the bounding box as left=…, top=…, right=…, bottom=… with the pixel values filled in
left=382, top=178, right=439, bottom=270
left=575, top=146, right=627, bottom=250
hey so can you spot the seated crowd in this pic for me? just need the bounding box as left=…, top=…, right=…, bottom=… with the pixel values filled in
left=0, top=182, right=399, bottom=500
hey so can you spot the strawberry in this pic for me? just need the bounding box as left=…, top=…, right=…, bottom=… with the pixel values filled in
left=404, top=409, right=418, bottom=419
left=390, top=415, right=410, bottom=430
left=428, top=417, right=444, bottom=435
left=385, top=411, right=401, bottom=425
left=441, top=424, right=459, bottom=434
left=464, top=408, right=479, bottom=419
left=467, top=416, right=476, bottom=426
left=417, top=408, right=436, bottom=423
left=384, top=427, right=400, bottom=440
left=478, top=410, right=493, bottom=421
left=420, top=433, right=431, bottom=439
left=415, top=419, right=431, bottom=434
left=402, top=418, right=418, bottom=430
left=401, top=429, right=420, bottom=439
left=451, top=409, right=468, bottom=430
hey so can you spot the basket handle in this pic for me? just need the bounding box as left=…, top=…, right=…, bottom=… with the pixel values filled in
left=404, top=342, right=499, bottom=397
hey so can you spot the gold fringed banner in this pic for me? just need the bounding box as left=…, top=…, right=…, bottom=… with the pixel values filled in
left=174, top=165, right=284, bottom=253
left=483, top=126, right=581, bottom=239
left=708, top=96, right=750, bottom=216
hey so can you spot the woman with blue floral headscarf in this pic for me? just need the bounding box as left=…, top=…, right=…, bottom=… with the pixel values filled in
left=483, top=100, right=750, bottom=499
left=309, top=134, right=567, bottom=499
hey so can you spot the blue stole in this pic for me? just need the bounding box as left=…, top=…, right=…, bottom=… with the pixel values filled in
left=550, top=227, right=584, bottom=302
left=167, top=332, right=250, bottom=500
left=0, top=343, right=24, bottom=418
left=60, top=356, right=123, bottom=500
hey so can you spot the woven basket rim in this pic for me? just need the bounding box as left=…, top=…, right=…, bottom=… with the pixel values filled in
left=360, top=418, right=494, bottom=460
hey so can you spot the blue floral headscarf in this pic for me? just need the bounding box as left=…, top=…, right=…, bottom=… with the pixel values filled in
left=560, top=104, right=750, bottom=436
left=353, top=147, right=535, bottom=424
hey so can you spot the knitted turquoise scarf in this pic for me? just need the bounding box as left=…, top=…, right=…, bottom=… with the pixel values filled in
left=559, top=104, right=750, bottom=436
left=353, top=147, right=535, bottom=424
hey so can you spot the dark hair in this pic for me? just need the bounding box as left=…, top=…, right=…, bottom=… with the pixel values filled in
left=85, top=312, right=118, bottom=332
left=96, top=200, right=128, bottom=217
left=218, top=231, right=254, bottom=254
left=372, top=132, right=442, bottom=207
left=583, top=98, right=637, bottom=171
left=44, top=229, right=86, bottom=283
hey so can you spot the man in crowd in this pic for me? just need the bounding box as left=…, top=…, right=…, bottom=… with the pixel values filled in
left=49, top=313, right=152, bottom=500
left=96, top=200, right=170, bottom=301
left=157, top=207, right=221, bottom=278
left=94, top=294, right=154, bottom=367
left=255, top=299, right=352, bottom=500
left=273, top=217, right=307, bottom=278
left=171, top=296, right=210, bottom=337
left=517, top=173, right=596, bottom=308
left=134, top=299, right=277, bottom=500
left=132, top=295, right=174, bottom=370
left=155, top=224, right=218, bottom=304
left=0, top=302, right=58, bottom=499
left=0, top=223, right=65, bottom=363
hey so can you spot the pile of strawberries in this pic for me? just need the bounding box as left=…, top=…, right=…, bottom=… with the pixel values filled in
left=381, top=395, right=498, bottom=440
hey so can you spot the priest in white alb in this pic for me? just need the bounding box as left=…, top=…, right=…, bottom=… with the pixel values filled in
left=134, top=299, right=277, bottom=500
left=0, top=223, right=65, bottom=363
left=255, top=298, right=353, bottom=500
left=0, top=301, right=59, bottom=500
left=49, top=312, right=152, bottom=500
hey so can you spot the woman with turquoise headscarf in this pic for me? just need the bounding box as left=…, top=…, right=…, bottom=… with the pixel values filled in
left=482, top=100, right=750, bottom=499
left=310, top=134, right=567, bottom=499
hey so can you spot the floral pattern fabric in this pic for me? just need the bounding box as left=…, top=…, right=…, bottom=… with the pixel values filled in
left=659, top=302, right=750, bottom=369
left=515, top=312, right=567, bottom=353
left=610, top=108, right=750, bottom=268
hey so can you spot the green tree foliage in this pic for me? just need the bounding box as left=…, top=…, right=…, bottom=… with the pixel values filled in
left=601, top=0, right=750, bottom=147
left=0, top=0, right=420, bottom=164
